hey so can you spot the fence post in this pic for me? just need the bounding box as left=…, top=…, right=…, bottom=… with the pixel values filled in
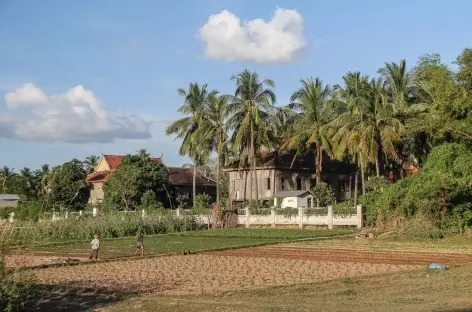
left=65, top=211, right=69, bottom=219
left=8, top=212, right=14, bottom=223
left=79, top=210, right=83, bottom=216
left=176, top=207, right=180, bottom=217
left=271, top=207, right=276, bottom=228
left=92, top=207, right=98, bottom=217
left=327, top=205, right=333, bottom=229
left=298, top=206, right=303, bottom=229
left=245, top=206, right=250, bottom=228
left=142, top=209, right=146, bottom=218
left=356, top=204, right=363, bottom=229
left=52, top=211, right=56, bottom=221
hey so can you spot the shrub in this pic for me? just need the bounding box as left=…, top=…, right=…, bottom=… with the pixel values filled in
left=16, top=202, right=44, bottom=222
left=311, top=182, right=335, bottom=207
left=193, top=193, right=212, bottom=215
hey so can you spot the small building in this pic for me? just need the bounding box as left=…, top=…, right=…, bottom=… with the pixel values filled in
left=273, top=190, right=313, bottom=209
left=86, top=154, right=216, bottom=205
left=224, top=150, right=357, bottom=204
left=0, top=194, right=20, bottom=208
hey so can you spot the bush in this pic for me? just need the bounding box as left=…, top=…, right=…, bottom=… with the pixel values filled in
left=7, top=213, right=204, bottom=243
left=360, top=143, right=472, bottom=233
left=192, top=193, right=212, bottom=215
left=311, top=182, right=335, bottom=207
left=16, top=202, right=44, bottom=222
left=0, top=274, right=34, bottom=312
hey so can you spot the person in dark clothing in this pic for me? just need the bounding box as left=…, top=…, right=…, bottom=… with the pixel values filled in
left=134, top=231, right=144, bottom=256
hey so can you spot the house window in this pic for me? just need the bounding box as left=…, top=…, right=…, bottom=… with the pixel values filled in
left=280, top=178, right=285, bottom=190
left=310, top=179, right=316, bottom=189
left=340, top=180, right=350, bottom=192
left=266, top=178, right=271, bottom=190
left=307, top=198, right=312, bottom=208
left=296, top=178, right=302, bottom=190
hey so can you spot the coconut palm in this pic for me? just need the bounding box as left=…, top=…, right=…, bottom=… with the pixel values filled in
left=378, top=59, right=411, bottom=108
left=83, top=155, right=99, bottom=174
left=166, top=82, right=217, bottom=208
left=0, top=166, right=17, bottom=194
left=228, top=70, right=277, bottom=201
left=333, top=77, right=404, bottom=180
left=282, top=77, right=337, bottom=184
left=197, top=94, right=230, bottom=205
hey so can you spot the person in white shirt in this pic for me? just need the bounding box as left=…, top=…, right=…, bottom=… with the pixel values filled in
left=89, top=233, right=100, bottom=260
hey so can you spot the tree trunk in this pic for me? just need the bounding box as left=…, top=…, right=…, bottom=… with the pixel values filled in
left=250, top=121, right=258, bottom=201
left=353, top=171, right=359, bottom=206
left=193, top=162, right=197, bottom=208
left=359, top=153, right=366, bottom=195
left=315, top=146, right=321, bottom=184
left=375, top=155, right=380, bottom=178
left=216, top=137, right=221, bottom=206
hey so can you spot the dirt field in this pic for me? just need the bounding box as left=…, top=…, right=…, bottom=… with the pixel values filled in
left=207, top=245, right=472, bottom=265
left=32, top=254, right=419, bottom=295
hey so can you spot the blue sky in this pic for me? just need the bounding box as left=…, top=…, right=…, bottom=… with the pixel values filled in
left=1, top=0, right=471, bottom=170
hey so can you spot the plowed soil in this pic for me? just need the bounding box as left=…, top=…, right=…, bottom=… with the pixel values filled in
left=206, top=246, right=472, bottom=265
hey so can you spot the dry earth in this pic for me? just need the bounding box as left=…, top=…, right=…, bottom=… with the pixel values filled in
left=33, top=254, right=419, bottom=295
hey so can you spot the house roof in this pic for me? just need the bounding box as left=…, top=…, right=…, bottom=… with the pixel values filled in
left=86, top=154, right=163, bottom=182
left=168, top=167, right=216, bottom=186
left=0, top=194, right=20, bottom=200
left=224, top=150, right=356, bottom=173
left=103, top=154, right=162, bottom=171
left=274, top=190, right=312, bottom=198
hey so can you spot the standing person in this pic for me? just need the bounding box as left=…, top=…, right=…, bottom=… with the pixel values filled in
left=89, top=233, right=100, bottom=261
left=134, top=231, right=144, bottom=256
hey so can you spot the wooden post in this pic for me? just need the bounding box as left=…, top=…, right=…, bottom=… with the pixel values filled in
left=79, top=210, right=83, bottom=216
left=356, top=204, right=363, bottom=229
left=142, top=209, right=146, bottom=218
left=8, top=212, right=14, bottom=223
left=65, top=211, right=69, bottom=219
left=92, top=207, right=98, bottom=217
left=327, top=205, right=333, bottom=229
left=298, top=206, right=303, bottom=229
left=176, top=207, right=180, bottom=217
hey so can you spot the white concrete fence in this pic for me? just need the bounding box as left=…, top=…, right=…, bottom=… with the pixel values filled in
left=238, top=205, right=363, bottom=229
left=5, top=205, right=363, bottom=229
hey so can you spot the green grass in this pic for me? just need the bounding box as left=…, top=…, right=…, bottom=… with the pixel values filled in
left=14, top=228, right=355, bottom=260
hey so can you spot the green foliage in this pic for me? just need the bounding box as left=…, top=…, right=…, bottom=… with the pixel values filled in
left=311, top=182, right=335, bottom=207
left=104, top=154, right=169, bottom=210
left=361, top=143, right=472, bottom=232
left=16, top=201, right=44, bottom=221
left=365, top=177, right=390, bottom=192
left=276, top=207, right=298, bottom=218
left=333, top=201, right=357, bottom=216
left=49, top=159, right=89, bottom=210
left=0, top=272, right=34, bottom=312
left=192, top=193, right=212, bottom=215
left=7, top=213, right=203, bottom=243
left=248, top=199, right=271, bottom=215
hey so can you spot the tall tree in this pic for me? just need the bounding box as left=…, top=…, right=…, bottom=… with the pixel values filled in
left=0, top=166, right=17, bottom=194
left=197, top=94, right=230, bottom=205
left=228, top=70, right=277, bottom=201
left=166, top=83, right=217, bottom=208
left=282, top=77, right=335, bottom=183
left=378, top=59, right=411, bottom=108
left=83, top=155, right=99, bottom=174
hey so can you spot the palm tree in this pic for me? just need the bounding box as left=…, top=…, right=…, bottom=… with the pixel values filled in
left=83, top=155, right=99, bottom=174
left=166, top=82, right=217, bottom=208
left=0, top=166, right=17, bottom=194
left=333, top=77, right=404, bottom=181
left=378, top=60, right=410, bottom=108
left=19, top=167, right=34, bottom=199
left=228, top=70, right=277, bottom=201
left=197, top=94, right=230, bottom=205
left=136, top=149, right=151, bottom=161
left=282, top=77, right=335, bottom=184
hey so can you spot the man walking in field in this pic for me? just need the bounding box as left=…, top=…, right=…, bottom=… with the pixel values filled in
left=89, top=233, right=100, bottom=261
left=135, top=231, right=144, bottom=256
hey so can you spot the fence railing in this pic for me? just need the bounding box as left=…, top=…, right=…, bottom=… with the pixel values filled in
left=5, top=205, right=363, bottom=229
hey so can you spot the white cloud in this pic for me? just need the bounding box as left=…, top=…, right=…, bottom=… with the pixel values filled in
left=199, top=7, right=305, bottom=63
left=0, top=83, right=152, bottom=143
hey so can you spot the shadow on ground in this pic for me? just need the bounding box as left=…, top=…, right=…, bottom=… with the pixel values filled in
left=23, top=284, right=132, bottom=311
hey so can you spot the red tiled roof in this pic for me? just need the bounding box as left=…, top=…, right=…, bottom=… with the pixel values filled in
left=103, top=154, right=162, bottom=170
left=168, top=167, right=216, bottom=186
left=86, top=171, right=113, bottom=183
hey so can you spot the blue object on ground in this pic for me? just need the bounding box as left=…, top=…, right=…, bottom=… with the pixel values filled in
left=428, top=263, right=446, bottom=270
